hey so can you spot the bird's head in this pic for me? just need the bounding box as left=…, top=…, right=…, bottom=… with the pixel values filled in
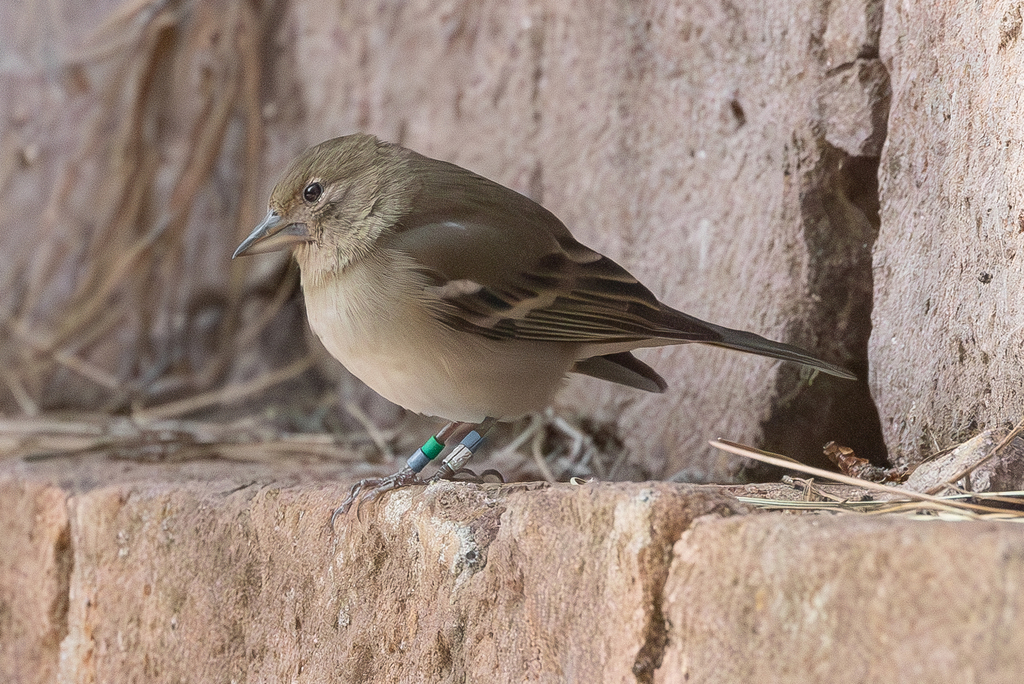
left=232, top=133, right=413, bottom=282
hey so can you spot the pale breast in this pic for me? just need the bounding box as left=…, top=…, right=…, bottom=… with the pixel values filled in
left=300, top=258, right=576, bottom=422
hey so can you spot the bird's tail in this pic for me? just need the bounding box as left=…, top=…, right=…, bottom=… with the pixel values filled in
left=705, top=323, right=856, bottom=380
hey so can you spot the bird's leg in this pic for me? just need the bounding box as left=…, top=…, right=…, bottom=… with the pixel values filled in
left=332, top=419, right=489, bottom=523
left=427, top=418, right=496, bottom=483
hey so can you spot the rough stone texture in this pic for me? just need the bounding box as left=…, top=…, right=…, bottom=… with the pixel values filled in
left=283, top=0, right=886, bottom=475
left=904, top=427, right=1024, bottom=493
left=873, top=0, right=1024, bottom=462
left=4, top=456, right=1024, bottom=683
left=659, top=514, right=1024, bottom=683
left=0, top=479, right=71, bottom=684
left=820, top=58, right=891, bottom=156
left=6, top=454, right=745, bottom=683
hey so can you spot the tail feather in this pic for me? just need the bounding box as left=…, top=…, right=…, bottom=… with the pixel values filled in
left=707, top=323, right=856, bottom=380
left=572, top=352, right=668, bottom=393
left=649, top=304, right=857, bottom=380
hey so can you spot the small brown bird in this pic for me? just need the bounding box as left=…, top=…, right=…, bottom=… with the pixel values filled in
left=233, top=134, right=853, bottom=512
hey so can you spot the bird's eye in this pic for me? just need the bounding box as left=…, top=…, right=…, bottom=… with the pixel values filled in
left=302, top=182, right=323, bottom=203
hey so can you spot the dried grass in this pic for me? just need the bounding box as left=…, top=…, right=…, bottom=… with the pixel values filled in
left=5, top=0, right=299, bottom=420
left=712, top=438, right=1024, bottom=521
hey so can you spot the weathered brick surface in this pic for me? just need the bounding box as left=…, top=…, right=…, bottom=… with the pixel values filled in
left=660, top=514, right=1024, bottom=683
left=872, top=0, right=1024, bottom=461
left=51, top=468, right=741, bottom=683
left=3, top=459, right=1024, bottom=683
left=0, top=477, right=70, bottom=684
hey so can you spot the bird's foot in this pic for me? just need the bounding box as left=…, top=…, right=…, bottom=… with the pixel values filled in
left=331, top=419, right=497, bottom=526
left=331, top=466, right=421, bottom=525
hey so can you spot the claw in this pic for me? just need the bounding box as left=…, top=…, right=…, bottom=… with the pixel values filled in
left=331, top=467, right=421, bottom=527
left=442, top=467, right=479, bottom=483
left=330, top=419, right=497, bottom=527
left=478, top=468, right=505, bottom=483
left=439, top=467, right=505, bottom=483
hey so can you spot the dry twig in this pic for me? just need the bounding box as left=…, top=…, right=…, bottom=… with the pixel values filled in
left=711, top=438, right=1024, bottom=519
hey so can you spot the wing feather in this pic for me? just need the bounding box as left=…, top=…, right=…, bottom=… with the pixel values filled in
left=383, top=149, right=724, bottom=346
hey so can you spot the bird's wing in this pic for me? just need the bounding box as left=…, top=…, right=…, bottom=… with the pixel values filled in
left=386, top=155, right=721, bottom=345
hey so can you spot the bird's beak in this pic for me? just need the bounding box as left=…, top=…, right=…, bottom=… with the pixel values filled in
left=232, top=210, right=312, bottom=258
